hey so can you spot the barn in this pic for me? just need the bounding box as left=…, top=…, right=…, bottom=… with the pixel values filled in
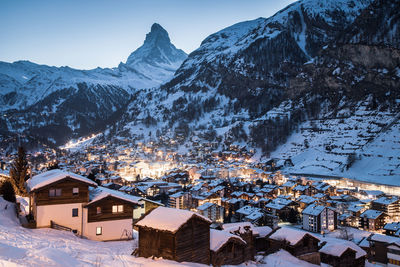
left=135, top=206, right=212, bottom=264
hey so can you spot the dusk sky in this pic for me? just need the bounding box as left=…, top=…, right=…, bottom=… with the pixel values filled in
left=0, top=0, right=296, bottom=69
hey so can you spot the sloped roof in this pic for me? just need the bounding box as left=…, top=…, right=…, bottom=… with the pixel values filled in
left=86, top=186, right=161, bottom=206
left=210, top=229, right=246, bottom=252
left=135, top=206, right=211, bottom=233
left=269, top=227, right=319, bottom=246
left=27, top=169, right=97, bottom=192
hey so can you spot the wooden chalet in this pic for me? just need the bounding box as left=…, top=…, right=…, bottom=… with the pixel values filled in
left=359, top=209, right=387, bottom=231
left=267, top=227, right=320, bottom=265
left=135, top=206, right=212, bottom=264
left=319, top=241, right=366, bottom=267
left=26, top=169, right=98, bottom=232
left=210, top=229, right=247, bottom=266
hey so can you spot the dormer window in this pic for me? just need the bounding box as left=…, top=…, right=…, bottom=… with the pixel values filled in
left=72, top=187, right=79, bottom=196
left=49, top=188, right=62, bottom=197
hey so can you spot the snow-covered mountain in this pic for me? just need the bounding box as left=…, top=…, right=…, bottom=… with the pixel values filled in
left=0, top=23, right=187, bottom=148
left=103, top=0, right=400, bottom=184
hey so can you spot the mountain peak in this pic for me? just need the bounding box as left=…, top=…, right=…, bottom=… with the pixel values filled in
left=125, top=23, right=187, bottom=70
left=144, top=23, right=170, bottom=46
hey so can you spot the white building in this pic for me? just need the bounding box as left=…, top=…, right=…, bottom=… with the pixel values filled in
left=302, top=204, right=337, bottom=233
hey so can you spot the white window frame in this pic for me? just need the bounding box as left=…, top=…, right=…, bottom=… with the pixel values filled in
left=96, top=227, right=102, bottom=235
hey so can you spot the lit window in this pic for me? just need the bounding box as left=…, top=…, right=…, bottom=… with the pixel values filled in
left=112, top=205, right=124, bottom=213
left=73, top=187, right=79, bottom=195
left=96, top=207, right=102, bottom=214
left=118, top=205, right=124, bottom=213
left=96, top=227, right=102, bottom=235
left=72, top=208, right=78, bottom=217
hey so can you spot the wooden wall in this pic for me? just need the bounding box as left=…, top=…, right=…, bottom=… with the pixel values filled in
left=175, top=217, right=210, bottom=264
left=86, top=196, right=137, bottom=223
left=138, top=216, right=210, bottom=265
left=210, top=240, right=246, bottom=266
left=33, top=178, right=90, bottom=206
left=138, top=228, right=175, bottom=260
left=320, top=248, right=358, bottom=267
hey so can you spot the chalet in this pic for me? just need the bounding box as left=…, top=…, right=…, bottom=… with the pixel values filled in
left=292, top=185, right=311, bottom=198
left=367, top=233, right=400, bottom=265
left=221, top=222, right=255, bottom=259
left=384, top=222, right=400, bottom=236
left=82, top=187, right=142, bottom=241
left=135, top=207, right=212, bottom=264
left=359, top=209, right=387, bottom=231
left=265, top=197, right=294, bottom=219
left=196, top=202, right=224, bottom=223
left=168, top=191, right=192, bottom=210
left=296, top=195, right=317, bottom=211
left=372, top=196, right=400, bottom=220
left=302, top=204, right=337, bottom=233
left=26, top=169, right=98, bottom=234
left=319, top=239, right=366, bottom=267
left=268, top=227, right=320, bottom=265
left=26, top=169, right=161, bottom=241
left=209, top=229, right=247, bottom=266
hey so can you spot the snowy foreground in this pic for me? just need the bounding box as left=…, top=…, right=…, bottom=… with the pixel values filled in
left=0, top=197, right=317, bottom=267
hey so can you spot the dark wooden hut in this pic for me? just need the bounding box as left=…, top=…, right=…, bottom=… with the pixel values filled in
left=135, top=206, right=212, bottom=264
left=210, top=229, right=247, bottom=266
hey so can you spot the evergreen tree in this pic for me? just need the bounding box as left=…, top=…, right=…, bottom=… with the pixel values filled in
left=0, top=180, right=16, bottom=203
left=9, top=146, right=29, bottom=196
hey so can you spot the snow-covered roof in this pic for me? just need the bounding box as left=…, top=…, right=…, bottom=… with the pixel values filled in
left=360, top=209, right=384, bottom=219
left=87, top=186, right=157, bottom=206
left=297, top=195, right=316, bottom=204
left=373, top=196, right=399, bottom=205
left=269, top=227, right=319, bottom=246
left=135, top=206, right=211, bottom=233
left=319, top=238, right=366, bottom=259
left=210, top=229, right=245, bottom=252
left=384, top=222, right=400, bottom=231
left=27, top=169, right=97, bottom=192
left=302, top=204, right=326, bottom=216
left=222, top=222, right=272, bottom=238
left=369, top=233, right=400, bottom=245
left=197, top=202, right=215, bottom=211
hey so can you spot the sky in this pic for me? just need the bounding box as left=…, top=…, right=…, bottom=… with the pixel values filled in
left=0, top=0, right=296, bottom=70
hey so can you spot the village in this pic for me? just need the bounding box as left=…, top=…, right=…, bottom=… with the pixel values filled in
left=1, top=141, right=400, bottom=267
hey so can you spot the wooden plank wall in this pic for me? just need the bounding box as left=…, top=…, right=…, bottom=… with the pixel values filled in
left=87, top=196, right=135, bottom=222
left=34, top=178, right=90, bottom=206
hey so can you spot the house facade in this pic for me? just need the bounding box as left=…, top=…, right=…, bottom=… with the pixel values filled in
left=302, top=204, right=337, bottom=233
left=27, top=169, right=160, bottom=241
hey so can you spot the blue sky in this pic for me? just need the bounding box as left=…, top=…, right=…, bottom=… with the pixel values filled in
left=0, top=0, right=296, bottom=69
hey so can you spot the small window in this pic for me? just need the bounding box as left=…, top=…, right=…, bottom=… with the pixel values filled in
left=96, top=227, right=102, bottom=235
left=72, top=187, right=79, bottom=196
left=72, top=208, right=78, bottom=217
left=56, top=189, right=62, bottom=197
left=118, top=205, right=124, bottom=213
left=96, top=207, right=102, bottom=214
left=112, top=205, right=124, bottom=213
left=49, top=189, right=55, bottom=197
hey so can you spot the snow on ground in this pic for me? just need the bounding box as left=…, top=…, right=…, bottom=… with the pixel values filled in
left=0, top=197, right=206, bottom=267
left=0, top=197, right=319, bottom=267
